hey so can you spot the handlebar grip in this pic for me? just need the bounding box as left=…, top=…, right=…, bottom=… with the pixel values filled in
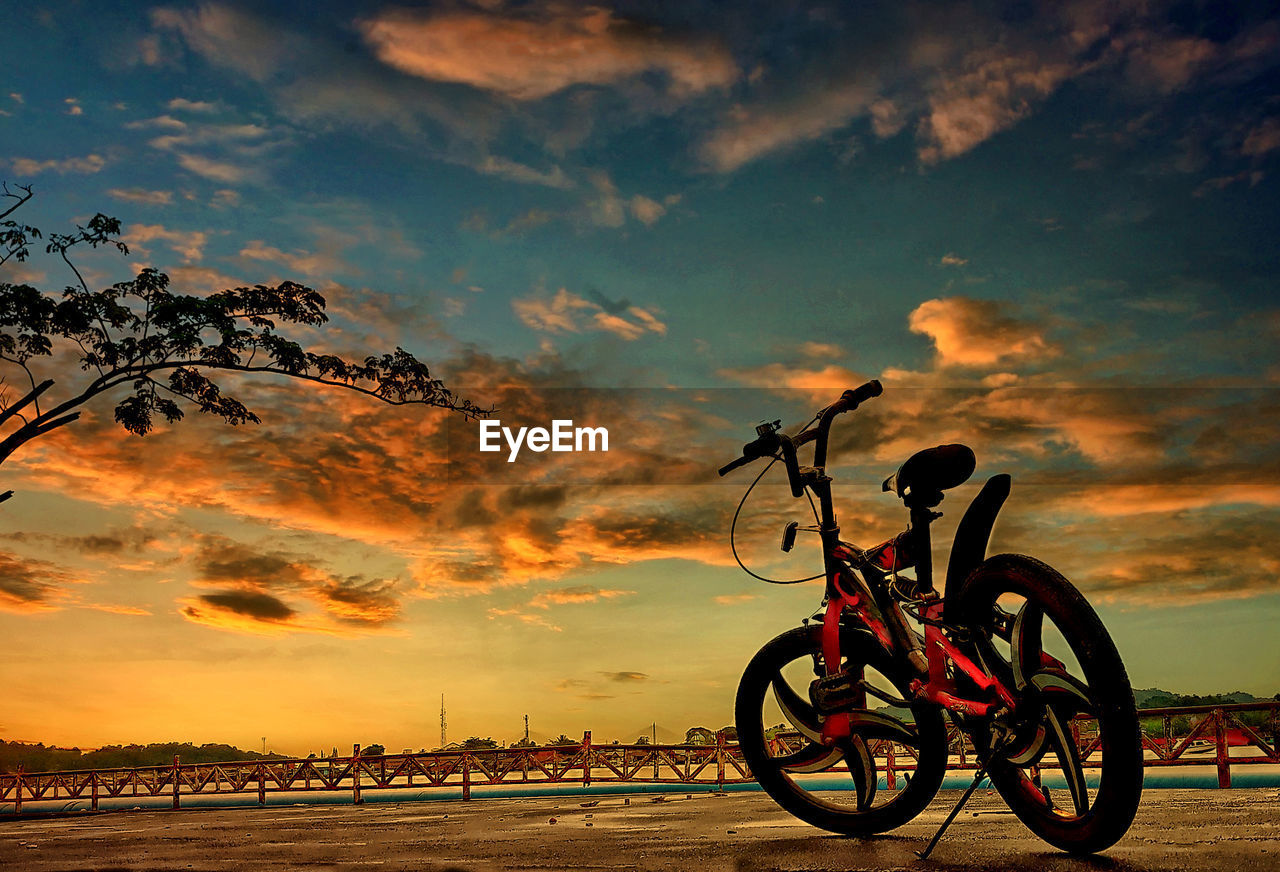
left=718, top=455, right=753, bottom=477
left=841, top=379, right=883, bottom=409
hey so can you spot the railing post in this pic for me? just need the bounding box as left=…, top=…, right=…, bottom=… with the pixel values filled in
left=582, top=731, right=592, bottom=789
left=462, top=754, right=471, bottom=801
left=1163, top=715, right=1173, bottom=759
left=352, top=744, right=362, bottom=805
left=716, top=731, right=726, bottom=790
left=1214, top=709, right=1231, bottom=788
left=14, top=766, right=22, bottom=815
left=885, top=742, right=896, bottom=790
left=91, top=771, right=99, bottom=811
left=258, top=762, right=266, bottom=807
left=172, top=755, right=181, bottom=810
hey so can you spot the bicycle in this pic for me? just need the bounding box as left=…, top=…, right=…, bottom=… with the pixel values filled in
left=719, top=381, right=1143, bottom=856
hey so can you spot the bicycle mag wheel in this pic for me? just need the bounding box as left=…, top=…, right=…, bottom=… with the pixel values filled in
left=951, top=554, right=1144, bottom=854
left=735, top=624, right=947, bottom=835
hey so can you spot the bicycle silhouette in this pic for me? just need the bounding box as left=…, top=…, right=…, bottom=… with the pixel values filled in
left=720, top=381, right=1143, bottom=856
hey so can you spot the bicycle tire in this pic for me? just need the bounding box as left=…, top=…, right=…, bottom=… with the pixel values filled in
left=735, top=624, right=948, bottom=835
left=950, top=554, right=1144, bottom=854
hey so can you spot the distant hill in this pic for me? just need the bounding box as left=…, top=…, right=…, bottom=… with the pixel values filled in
left=1133, top=688, right=1273, bottom=709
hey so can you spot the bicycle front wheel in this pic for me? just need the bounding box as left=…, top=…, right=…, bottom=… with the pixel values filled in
left=951, top=554, right=1144, bottom=854
left=735, top=624, right=948, bottom=836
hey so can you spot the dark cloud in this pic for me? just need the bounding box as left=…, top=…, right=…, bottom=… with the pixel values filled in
left=181, top=537, right=406, bottom=632
left=193, top=590, right=296, bottom=621
left=196, top=543, right=304, bottom=589
left=506, top=485, right=569, bottom=510
left=315, top=576, right=401, bottom=625
left=0, top=526, right=160, bottom=556
left=589, top=511, right=721, bottom=551
left=600, top=671, right=649, bottom=682
left=0, top=550, right=75, bottom=611
left=453, top=489, right=497, bottom=528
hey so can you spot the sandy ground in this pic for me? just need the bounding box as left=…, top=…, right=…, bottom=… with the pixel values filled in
left=1, top=788, right=1277, bottom=871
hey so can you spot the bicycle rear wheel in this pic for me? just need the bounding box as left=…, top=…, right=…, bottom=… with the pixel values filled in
left=735, top=624, right=947, bottom=835
left=950, top=554, right=1144, bottom=854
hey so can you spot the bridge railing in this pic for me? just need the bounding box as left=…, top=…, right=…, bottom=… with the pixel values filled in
left=2, top=702, right=1276, bottom=813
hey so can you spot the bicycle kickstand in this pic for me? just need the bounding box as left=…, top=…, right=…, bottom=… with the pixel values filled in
left=915, top=763, right=988, bottom=861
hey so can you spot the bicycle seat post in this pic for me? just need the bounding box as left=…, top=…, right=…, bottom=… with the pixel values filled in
left=908, top=505, right=940, bottom=598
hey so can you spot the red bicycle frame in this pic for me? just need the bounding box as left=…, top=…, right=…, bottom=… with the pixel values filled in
left=734, top=383, right=1025, bottom=746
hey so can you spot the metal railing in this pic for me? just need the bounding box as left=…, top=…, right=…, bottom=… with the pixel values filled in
left=2, top=702, right=1276, bottom=813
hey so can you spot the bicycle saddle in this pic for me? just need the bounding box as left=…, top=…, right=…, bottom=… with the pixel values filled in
left=883, top=444, right=976, bottom=508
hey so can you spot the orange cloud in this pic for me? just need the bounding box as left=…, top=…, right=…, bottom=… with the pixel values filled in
left=239, top=240, right=345, bottom=278
left=1051, top=484, right=1280, bottom=518
left=84, top=603, right=153, bottom=616
left=125, top=223, right=208, bottom=264
left=8, top=153, right=106, bottom=175
left=5, top=348, right=745, bottom=613
left=908, top=297, right=1058, bottom=369
left=1242, top=118, right=1280, bottom=157
left=917, top=51, right=1076, bottom=164
left=359, top=6, right=736, bottom=100
left=6, top=323, right=1279, bottom=630
left=1027, top=514, right=1280, bottom=606
left=513, top=287, right=666, bottom=340
left=698, top=82, right=878, bottom=172
left=528, top=586, right=635, bottom=609
left=107, top=188, right=174, bottom=206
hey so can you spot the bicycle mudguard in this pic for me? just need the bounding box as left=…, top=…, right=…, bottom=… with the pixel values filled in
left=942, top=473, right=1011, bottom=608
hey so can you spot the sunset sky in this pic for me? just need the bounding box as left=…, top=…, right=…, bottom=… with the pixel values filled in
left=2, top=1, right=1278, bottom=755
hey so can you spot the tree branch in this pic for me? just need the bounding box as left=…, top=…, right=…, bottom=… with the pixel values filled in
left=0, top=378, right=54, bottom=428
left=0, top=411, right=81, bottom=465
left=28, top=411, right=79, bottom=438
left=0, top=182, right=33, bottom=222
left=59, top=246, right=92, bottom=296
left=128, top=361, right=483, bottom=413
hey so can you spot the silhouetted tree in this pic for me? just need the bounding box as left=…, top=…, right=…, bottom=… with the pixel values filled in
left=0, top=739, right=283, bottom=773
left=550, top=734, right=578, bottom=746
left=460, top=736, right=499, bottom=750
left=685, top=726, right=714, bottom=745
left=0, top=184, right=487, bottom=499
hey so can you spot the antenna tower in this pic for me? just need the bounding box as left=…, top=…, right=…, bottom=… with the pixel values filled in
left=440, top=694, right=447, bottom=748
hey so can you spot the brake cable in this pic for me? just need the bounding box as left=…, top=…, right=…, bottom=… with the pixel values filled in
left=729, top=415, right=826, bottom=585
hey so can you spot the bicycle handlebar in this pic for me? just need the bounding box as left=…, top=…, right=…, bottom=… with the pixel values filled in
left=718, top=380, right=883, bottom=490
left=717, top=454, right=755, bottom=477
left=842, top=379, right=884, bottom=408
